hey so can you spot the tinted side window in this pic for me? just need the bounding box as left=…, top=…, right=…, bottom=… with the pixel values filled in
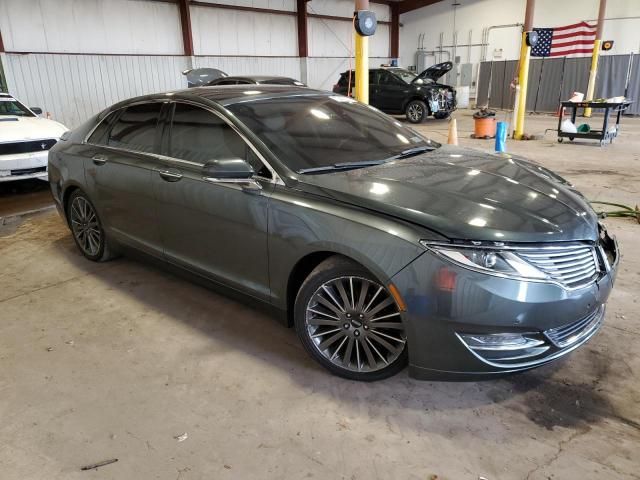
left=215, top=79, right=238, bottom=85
left=379, top=72, right=400, bottom=85
left=369, top=70, right=379, bottom=84
left=168, top=103, right=270, bottom=177
left=107, top=103, right=162, bottom=153
left=87, top=111, right=119, bottom=145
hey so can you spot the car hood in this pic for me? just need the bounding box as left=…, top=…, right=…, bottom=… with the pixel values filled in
left=415, top=61, right=453, bottom=82
left=0, top=116, right=68, bottom=143
left=295, top=145, right=599, bottom=243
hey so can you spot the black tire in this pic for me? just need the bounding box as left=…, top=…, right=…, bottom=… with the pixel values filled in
left=405, top=99, right=428, bottom=124
left=434, top=111, right=450, bottom=120
left=294, top=256, right=408, bottom=381
left=66, top=190, right=116, bottom=262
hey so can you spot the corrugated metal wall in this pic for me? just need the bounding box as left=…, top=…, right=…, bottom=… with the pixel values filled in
left=1, top=53, right=189, bottom=127
left=0, top=0, right=391, bottom=127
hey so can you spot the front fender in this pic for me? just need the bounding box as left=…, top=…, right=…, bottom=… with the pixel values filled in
left=267, top=186, right=432, bottom=309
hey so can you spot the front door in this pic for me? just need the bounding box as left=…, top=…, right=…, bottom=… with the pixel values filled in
left=87, top=102, right=164, bottom=255
left=153, top=102, right=273, bottom=300
left=376, top=71, right=411, bottom=113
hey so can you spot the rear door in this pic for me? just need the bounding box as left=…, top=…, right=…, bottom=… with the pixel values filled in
left=153, top=102, right=274, bottom=299
left=376, top=71, right=410, bottom=112
left=88, top=102, right=165, bottom=255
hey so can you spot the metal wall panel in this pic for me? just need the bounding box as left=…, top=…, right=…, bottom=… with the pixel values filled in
left=0, top=0, right=183, bottom=54
left=2, top=53, right=189, bottom=128
left=191, top=5, right=298, bottom=56
left=560, top=57, right=591, bottom=103
left=500, top=60, right=517, bottom=110
left=308, top=19, right=389, bottom=58
left=526, top=58, right=543, bottom=112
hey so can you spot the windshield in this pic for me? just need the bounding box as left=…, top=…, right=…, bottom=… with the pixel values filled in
left=0, top=98, right=35, bottom=117
left=227, top=95, right=439, bottom=173
left=391, top=69, right=418, bottom=84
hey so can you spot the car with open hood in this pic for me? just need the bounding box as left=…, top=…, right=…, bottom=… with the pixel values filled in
left=1, top=93, right=68, bottom=182
left=48, top=85, right=618, bottom=381
left=333, top=62, right=456, bottom=123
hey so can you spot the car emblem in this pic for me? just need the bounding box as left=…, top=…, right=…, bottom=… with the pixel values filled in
left=41, top=143, right=46, bottom=150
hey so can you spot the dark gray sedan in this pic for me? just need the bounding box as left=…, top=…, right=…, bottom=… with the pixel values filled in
left=48, top=86, right=619, bottom=381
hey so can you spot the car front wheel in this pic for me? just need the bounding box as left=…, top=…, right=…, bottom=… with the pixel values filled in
left=67, top=190, right=116, bottom=262
left=294, top=257, right=408, bottom=381
left=405, top=99, right=428, bottom=123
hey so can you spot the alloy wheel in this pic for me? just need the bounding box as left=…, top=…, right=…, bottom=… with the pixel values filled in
left=70, top=196, right=102, bottom=257
left=304, top=276, right=406, bottom=373
left=407, top=104, right=423, bottom=122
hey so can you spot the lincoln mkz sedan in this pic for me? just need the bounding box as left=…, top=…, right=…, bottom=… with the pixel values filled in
left=48, top=85, right=619, bottom=381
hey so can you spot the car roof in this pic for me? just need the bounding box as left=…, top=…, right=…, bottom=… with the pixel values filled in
left=109, top=85, right=331, bottom=110
left=340, top=67, right=413, bottom=74
left=223, top=75, right=297, bottom=82
left=0, top=92, right=14, bottom=98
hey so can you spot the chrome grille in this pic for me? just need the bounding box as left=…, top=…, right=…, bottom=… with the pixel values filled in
left=545, top=305, right=604, bottom=348
left=517, top=245, right=598, bottom=289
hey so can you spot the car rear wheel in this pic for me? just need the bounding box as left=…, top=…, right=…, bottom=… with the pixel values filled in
left=405, top=99, right=428, bottom=124
left=294, top=257, right=408, bottom=381
left=67, top=190, right=116, bottom=262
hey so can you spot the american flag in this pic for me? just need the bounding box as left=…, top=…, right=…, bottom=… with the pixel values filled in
left=531, top=21, right=597, bottom=57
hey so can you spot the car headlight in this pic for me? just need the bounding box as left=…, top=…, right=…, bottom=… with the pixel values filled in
left=420, top=241, right=548, bottom=281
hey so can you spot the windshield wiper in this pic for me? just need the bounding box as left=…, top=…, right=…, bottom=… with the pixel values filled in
left=391, top=146, right=436, bottom=160
left=298, top=160, right=386, bottom=174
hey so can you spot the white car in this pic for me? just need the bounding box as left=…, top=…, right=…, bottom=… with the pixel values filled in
left=0, top=93, right=68, bottom=182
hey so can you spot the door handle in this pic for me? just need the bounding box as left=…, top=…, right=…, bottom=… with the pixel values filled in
left=158, top=169, right=183, bottom=182
left=92, top=154, right=108, bottom=166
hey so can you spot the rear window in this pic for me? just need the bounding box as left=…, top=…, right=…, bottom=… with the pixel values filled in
left=107, top=103, right=162, bottom=153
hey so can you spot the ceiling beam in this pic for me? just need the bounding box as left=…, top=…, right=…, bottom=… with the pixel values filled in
left=398, top=0, right=444, bottom=15
left=390, top=2, right=399, bottom=58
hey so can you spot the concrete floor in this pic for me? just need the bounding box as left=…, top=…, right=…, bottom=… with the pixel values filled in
left=1, top=111, right=639, bottom=479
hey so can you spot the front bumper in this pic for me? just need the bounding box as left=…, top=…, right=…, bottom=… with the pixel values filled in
left=0, top=151, right=49, bottom=182
left=391, top=234, right=619, bottom=379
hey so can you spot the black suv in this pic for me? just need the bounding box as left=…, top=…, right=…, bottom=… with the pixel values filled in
left=333, top=63, right=456, bottom=123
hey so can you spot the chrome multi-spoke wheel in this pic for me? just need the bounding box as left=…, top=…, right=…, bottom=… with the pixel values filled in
left=70, top=196, right=102, bottom=257
left=66, top=191, right=115, bottom=262
left=304, top=275, right=406, bottom=374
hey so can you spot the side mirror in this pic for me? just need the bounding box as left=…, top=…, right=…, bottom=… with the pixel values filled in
left=31, top=107, right=43, bottom=115
left=202, top=158, right=254, bottom=180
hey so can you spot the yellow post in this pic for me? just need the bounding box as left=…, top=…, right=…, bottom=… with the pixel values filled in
left=355, top=32, right=369, bottom=104
left=584, top=0, right=606, bottom=117
left=584, top=40, right=601, bottom=117
left=354, top=0, right=370, bottom=104
left=514, top=0, right=535, bottom=140
left=514, top=31, right=530, bottom=140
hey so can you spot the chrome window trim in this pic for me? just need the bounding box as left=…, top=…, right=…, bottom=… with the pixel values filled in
left=82, top=98, right=284, bottom=186
left=166, top=99, right=283, bottom=185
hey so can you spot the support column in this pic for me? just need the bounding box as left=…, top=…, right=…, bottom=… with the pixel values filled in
left=178, top=0, right=194, bottom=57
left=390, top=3, right=399, bottom=59
left=584, top=0, right=607, bottom=117
left=297, top=0, right=309, bottom=84
left=354, top=0, right=370, bottom=104
left=514, top=0, right=535, bottom=140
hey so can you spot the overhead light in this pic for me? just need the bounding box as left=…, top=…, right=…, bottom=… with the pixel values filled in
left=396, top=133, right=410, bottom=144
left=468, top=169, right=480, bottom=176
left=243, top=90, right=262, bottom=95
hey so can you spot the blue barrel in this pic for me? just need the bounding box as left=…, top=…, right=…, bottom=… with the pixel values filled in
left=495, top=121, right=507, bottom=152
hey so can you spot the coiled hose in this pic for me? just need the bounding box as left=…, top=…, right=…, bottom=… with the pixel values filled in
left=590, top=201, right=640, bottom=223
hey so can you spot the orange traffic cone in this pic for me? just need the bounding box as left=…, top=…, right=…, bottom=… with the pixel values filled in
left=448, top=118, right=459, bottom=145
